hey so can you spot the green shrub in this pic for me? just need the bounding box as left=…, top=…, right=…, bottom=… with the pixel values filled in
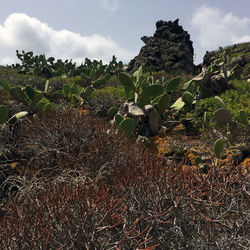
left=190, top=96, right=218, bottom=128
left=90, top=86, right=126, bottom=101
left=0, top=66, right=45, bottom=90
left=220, top=80, right=250, bottom=123
left=190, top=79, right=250, bottom=128
left=88, top=86, right=125, bottom=118
left=105, top=74, right=120, bottom=87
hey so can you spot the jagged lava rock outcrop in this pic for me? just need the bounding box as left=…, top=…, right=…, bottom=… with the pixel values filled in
left=202, top=42, right=250, bottom=80
left=127, top=19, right=195, bottom=74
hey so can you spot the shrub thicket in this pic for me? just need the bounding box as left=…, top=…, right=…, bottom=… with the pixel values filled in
left=0, top=109, right=249, bottom=249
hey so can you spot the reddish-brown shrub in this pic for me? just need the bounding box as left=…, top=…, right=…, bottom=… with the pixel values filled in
left=12, top=108, right=152, bottom=180
left=0, top=109, right=249, bottom=249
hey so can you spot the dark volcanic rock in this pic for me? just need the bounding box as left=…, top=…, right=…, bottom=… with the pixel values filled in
left=202, top=42, right=250, bottom=80
left=128, top=19, right=195, bottom=74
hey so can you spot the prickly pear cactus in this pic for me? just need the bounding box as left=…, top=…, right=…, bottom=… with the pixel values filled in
left=107, top=107, right=118, bottom=119
left=165, top=77, right=181, bottom=93
left=171, top=97, right=185, bottom=110
left=9, top=86, right=25, bottom=102
left=0, top=105, right=8, bottom=124
left=214, top=138, right=224, bottom=159
left=114, top=113, right=124, bottom=126
left=119, top=118, right=134, bottom=136
left=143, top=84, right=164, bottom=97
left=213, top=108, right=232, bottom=126
left=24, top=85, right=37, bottom=102
left=157, top=93, right=171, bottom=114
left=182, top=91, right=193, bottom=104
left=214, top=96, right=226, bottom=108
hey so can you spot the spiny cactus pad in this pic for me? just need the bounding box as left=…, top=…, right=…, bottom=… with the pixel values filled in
left=114, top=113, right=124, bottom=126
left=213, top=108, right=232, bottom=126
left=107, top=107, right=118, bottom=119
left=165, top=77, right=181, bottom=93
left=214, top=138, right=224, bottom=159
left=119, top=118, right=134, bottom=136
left=182, top=91, right=193, bottom=104
left=157, top=93, right=171, bottom=114
left=0, top=105, right=8, bottom=124
left=143, top=84, right=164, bottom=97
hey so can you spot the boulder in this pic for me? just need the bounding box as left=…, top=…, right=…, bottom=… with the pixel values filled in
left=127, top=19, right=195, bottom=74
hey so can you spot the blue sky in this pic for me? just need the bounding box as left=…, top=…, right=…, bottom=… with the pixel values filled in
left=0, top=0, right=250, bottom=66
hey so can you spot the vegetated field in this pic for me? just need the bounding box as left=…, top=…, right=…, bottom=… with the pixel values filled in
left=0, top=49, right=249, bottom=249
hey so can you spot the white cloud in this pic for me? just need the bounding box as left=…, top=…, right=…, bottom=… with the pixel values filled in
left=100, top=0, right=119, bottom=12
left=0, top=13, right=133, bottom=65
left=191, top=5, right=250, bottom=63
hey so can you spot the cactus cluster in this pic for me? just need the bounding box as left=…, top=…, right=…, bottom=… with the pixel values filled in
left=0, top=78, right=54, bottom=113
left=107, top=66, right=199, bottom=137
left=107, top=67, right=181, bottom=136
left=118, top=66, right=182, bottom=114
left=61, top=74, right=111, bottom=106
left=11, top=51, right=123, bottom=78
left=112, top=113, right=134, bottom=136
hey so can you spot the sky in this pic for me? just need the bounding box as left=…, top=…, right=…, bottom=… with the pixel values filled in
left=0, top=0, right=250, bottom=66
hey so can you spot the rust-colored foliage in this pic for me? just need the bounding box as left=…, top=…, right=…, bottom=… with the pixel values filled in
left=0, top=109, right=249, bottom=249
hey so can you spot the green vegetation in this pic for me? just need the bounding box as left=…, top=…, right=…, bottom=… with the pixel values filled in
left=11, top=50, right=123, bottom=78
left=0, top=49, right=249, bottom=135
left=0, top=105, right=8, bottom=124
left=0, top=47, right=249, bottom=249
left=89, top=85, right=126, bottom=101
left=190, top=79, right=249, bottom=128
left=214, top=139, right=224, bottom=166
left=214, top=138, right=224, bottom=162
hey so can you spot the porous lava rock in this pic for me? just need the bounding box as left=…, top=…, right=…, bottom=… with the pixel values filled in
left=127, top=19, right=195, bottom=74
left=202, top=42, right=250, bottom=80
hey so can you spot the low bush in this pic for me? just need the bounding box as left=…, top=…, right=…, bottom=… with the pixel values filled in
left=11, top=109, right=145, bottom=177
left=0, top=66, right=46, bottom=91
left=190, top=79, right=249, bottom=129
left=0, top=109, right=249, bottom=249
left=220, top=79, right=250, bottom=123
left=88, top=87, right=125, bottom=118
